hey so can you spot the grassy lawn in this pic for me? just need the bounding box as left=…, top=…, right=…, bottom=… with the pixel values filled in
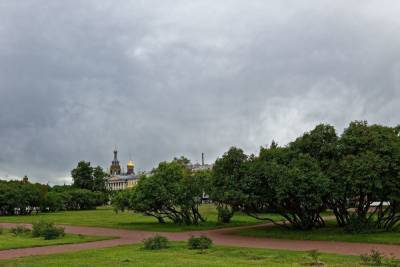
left=0, top=205, right=281, bottom=232
left=0, top=242, right=363, bottom=267
left=0, top=228, right=110, bottom=250
left=234, top=220, right=400, bottom=245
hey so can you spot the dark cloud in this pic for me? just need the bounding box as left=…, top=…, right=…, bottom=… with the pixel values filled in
left=0, top=1, right=399, bottom=184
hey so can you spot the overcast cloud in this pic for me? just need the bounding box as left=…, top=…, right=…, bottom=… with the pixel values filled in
left=0, top=1, right=399, bottom=184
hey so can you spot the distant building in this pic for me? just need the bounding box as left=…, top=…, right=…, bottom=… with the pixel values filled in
left=105, top=150, right=139, bottom=191
left=186, top=153, right=213, bottom=172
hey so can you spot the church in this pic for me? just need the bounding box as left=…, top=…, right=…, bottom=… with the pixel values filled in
left=105, top=150, right=139, bottom=191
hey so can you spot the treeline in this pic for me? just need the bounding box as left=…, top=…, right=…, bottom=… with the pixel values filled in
left=0, top=162, right=109, bottom=216
left=0, top=181, right=107, bottom=215
left=209, top=121, right=400, bottom=231
left=114, top=121, right=400, bottom=232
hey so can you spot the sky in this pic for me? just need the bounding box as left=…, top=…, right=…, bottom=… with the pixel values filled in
left=0, top=1, right=400, bottom=184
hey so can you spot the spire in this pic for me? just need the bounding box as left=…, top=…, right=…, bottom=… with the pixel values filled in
left=113, top=149, right=118, bottom=161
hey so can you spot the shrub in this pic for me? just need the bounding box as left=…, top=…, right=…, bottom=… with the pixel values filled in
left=32, top=220, right=46, bottom=237
left=10, top=225, right=30, bottom=236
left=344, top=214, right=375, bottom=234
left=359, top=249, right=384, bottom=266
left=370, top=249, right=383, bottom=266
left=32, top=221, right=65, bottom=240
left=143, top=235, right=169, bottom=250
left=43, top=226, right=65, bottom=240
left=188, top=235, right=213, bottom=250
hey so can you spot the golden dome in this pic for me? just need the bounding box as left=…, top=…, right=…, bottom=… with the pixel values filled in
left=127, top=160, right=134, bottom=167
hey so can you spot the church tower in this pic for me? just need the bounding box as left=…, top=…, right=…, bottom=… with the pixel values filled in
left=110, top=149, right=121, bottom=175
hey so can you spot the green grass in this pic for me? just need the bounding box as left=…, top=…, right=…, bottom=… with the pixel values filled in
left=234, top=220, right=400, bottom=245
left=0, top=228, right=110, bottom=250
left=0, top=242, right=363, bottom=267
left=0, top=205, right=281, bottom=232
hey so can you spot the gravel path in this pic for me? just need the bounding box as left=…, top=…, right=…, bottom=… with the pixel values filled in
left=0, top=222, right=399, bottom=260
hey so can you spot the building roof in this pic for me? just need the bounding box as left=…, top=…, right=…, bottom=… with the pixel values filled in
left=107, top=174, right=138, bottom=182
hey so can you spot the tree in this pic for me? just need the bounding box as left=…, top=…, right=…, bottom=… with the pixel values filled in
left=93, top=166, right=107, bottom=192
left=62, top=189, right=99, bottom=210
left=332, top=121, right=400, bottom=230
left=0, top=179, right=103, bottom=215
left=240, top=143, right=329, bottom=230
left=42, top=191, right=64, bottom=212
left=209, top=147, right=248, bottom=223
left=173, top=156, right=191, bottom=166
left=71, top=161, right=94, bottom=190
left=288, top=124, right=341, bottom=227
left=113, top=160, right=206, bottom=225
left=289, top=124, right=339, bottom=172
left=0, top=180, right=46, bottom=215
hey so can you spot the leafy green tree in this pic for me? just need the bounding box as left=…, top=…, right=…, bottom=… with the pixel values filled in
left=42, top=191, right=64, bottom=212
left=111, top=188, right=132, bottom=212
left=173, top=156, right=191, bottom=166
left=289, top=124, right=339, bottom=172
left=22, top=183, right=46, bottom=214
left=332, top=121, right=400, bottom=230
left=93, top=166, right=107, bottom=192
left=209, top=147, right=248, bottom=223
left=63, top=189, right=98, bottom=210
left=0, top=180, right=46, bottom=215
left=241, top=143, right=328, bottom=230
left=71, top=161, right=94, bottom=190
left=113, top=160, right=206, bottom=225
left=288, top=124, right=341, bottom=227
left=0, top=182, right=18, bottom=215
left=0, top=179, right=103, bottom=215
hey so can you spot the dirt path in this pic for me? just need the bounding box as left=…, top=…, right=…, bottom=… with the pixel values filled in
left=1, top=222, right=399, bottom=260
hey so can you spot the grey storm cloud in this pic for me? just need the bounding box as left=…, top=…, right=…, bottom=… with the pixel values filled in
left=0, top=1, right=399, bottom=184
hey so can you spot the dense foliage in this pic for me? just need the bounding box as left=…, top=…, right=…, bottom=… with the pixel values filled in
left=208, top=147, right=247, bottom=223
left=210, top=121, right=400, bottom=231
left=71, top=161, right=107, bottom=192
left=113, top=160, right=209, bottom=225
left=32, top=221, right=65, bottom=240
left=0, top=181, right=106, bottom=215
left=332, top=122, right=400, bottom=231
left=0, top=160, right=109, bottom=216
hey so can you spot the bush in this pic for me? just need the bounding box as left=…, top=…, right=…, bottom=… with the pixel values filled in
left=10, top=225, right=30, bottom=236
left=344, top=214, right=376, bottom=234
left=370, top=249, right=383, bottom=266
left=32, top=221, right=65, bottom=240
left=32, top=220, right=46, bottom=237
left=360, top=249, right=384, bottom=266
left=188, top=235, right=213, bottom=250
left=143, top=235, right=169, bottom=250
left=44, top=226, right=65, bottom=240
